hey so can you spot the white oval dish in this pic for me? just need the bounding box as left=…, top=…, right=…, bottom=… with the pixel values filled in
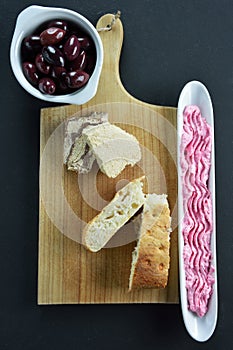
left=177, top=80, right=218, bottom=342
left=10, top=5, right=103, bottom=104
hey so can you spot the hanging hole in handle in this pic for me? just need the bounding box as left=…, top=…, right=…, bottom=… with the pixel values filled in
left=97, top=11, right=121, bottom=32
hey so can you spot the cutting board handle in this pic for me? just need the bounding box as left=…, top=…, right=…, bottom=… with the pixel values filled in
left=96, top=14, right=127, bottom=102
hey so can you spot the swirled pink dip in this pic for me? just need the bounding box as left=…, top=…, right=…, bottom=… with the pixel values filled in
left=181, top=105, right=215, bottom=317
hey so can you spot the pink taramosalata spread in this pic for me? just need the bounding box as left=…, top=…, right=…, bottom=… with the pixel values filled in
left=181, top=105, right=215, bottom=317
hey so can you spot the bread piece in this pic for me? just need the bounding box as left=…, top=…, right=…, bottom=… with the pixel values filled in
left=63, top=112, right=108, bottom=171
left=83, top=177, right=145, bottom=252
left=129, top=194, right=172, bottom=290
left=82, top=122, right=141, bottom=178
left=67, top=134, right=95, bottom=174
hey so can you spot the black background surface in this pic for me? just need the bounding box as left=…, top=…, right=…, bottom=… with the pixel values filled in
left=1, top=0, right=233, bottom=349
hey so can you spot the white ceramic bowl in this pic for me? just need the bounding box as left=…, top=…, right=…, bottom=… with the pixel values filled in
left=10, top=5, right=103, bottom=104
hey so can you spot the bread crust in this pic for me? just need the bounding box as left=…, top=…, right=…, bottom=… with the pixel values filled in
left=129, top=194, right=171, bottom=290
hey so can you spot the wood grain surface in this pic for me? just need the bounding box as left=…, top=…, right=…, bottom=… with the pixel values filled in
left=38, top=14, right=178, bottom=304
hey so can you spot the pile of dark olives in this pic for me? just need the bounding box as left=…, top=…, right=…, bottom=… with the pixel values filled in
left=21, top=19, right=96, bottom=95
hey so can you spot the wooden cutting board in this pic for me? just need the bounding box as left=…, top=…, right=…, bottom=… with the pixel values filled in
left=38, top=14, right=178, bottom=304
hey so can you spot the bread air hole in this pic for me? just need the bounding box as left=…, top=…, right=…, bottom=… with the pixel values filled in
left=145, top=259, right=152, bottom=266
left=159, top=263, right=164, bottom=270
left=131, top=203, right=139, bottom=209
left=121, top=192, right=130, bottom=201
left=105, top=214, right=114, bottom=220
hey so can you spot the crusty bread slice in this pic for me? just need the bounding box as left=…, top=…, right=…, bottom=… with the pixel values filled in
left=82, top=177, right=145, bottom=252
left=82, top=122, right=141, bottom=178
left=129, top=194, right=172, bottom=290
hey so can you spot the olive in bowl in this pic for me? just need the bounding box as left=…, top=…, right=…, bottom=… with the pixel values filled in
left=10, top=5, right=103, bottom=104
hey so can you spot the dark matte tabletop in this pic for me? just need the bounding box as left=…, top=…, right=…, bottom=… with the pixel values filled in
left=1, top=0, right=232, bottom=349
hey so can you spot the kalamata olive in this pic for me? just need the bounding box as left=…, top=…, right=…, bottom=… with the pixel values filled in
left=40, top=27, right=66, bottom=46
left=58, top=73, right=71, bottom=93
left=42, top=46, right=65, bottom=67
left=63, top=35, right=80, bottom=61
left=50, top=68, right=69, bottom=93
left=57, top=42, right=64, bottom=51
left=85, top=54, right=96, bottom=74
left=46, top=20, right=68, bottom=31
left=77, top=36, right=92, bottom=50
left=22, top=62, right=39, bottom=85
left=21, top=35, right=42, bottom=60
left=65, top=70, right=89, bottom=88
left=35, top=53, right=51, bottom=74
left=51, top=66, right=67, bottom=79
left=68, top=51, right=87, bottom=71
left=38, top=77, right=56, bottom=94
